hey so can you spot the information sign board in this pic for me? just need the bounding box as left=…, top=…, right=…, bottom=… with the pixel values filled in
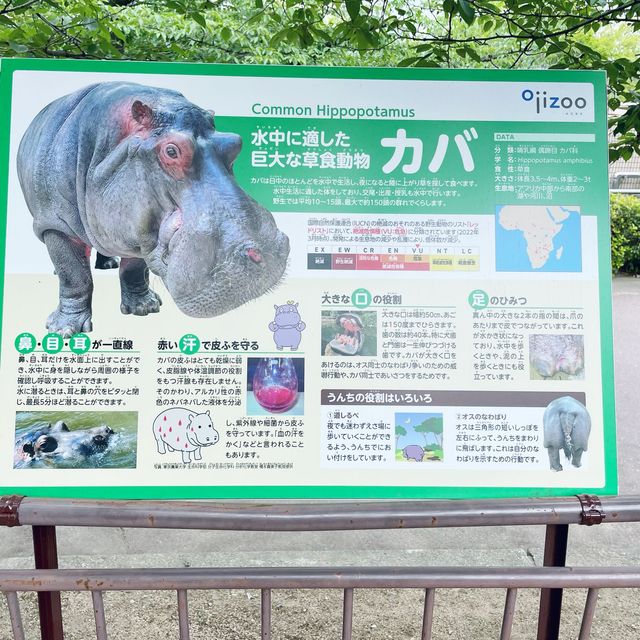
left=0, top=59, right=616, bottom=499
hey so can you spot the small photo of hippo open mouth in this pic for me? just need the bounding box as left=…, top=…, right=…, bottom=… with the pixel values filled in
left=16, top=81, right=290, bottom=336
left=14, top=412, right=138, bottom=469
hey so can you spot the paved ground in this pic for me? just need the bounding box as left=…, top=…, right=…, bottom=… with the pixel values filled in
left=0, top=276, right=639, bottom=638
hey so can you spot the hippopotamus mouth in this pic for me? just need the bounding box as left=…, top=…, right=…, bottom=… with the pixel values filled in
left=155, top=203, right=290, bottom=318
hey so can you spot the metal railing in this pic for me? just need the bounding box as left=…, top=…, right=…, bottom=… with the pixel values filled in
left=0, top=494, right=636, bottom=640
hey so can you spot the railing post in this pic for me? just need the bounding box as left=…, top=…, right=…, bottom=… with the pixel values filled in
left=536, top=523, right=569, bottom=640
left=32, top=525, right=64, bottom=640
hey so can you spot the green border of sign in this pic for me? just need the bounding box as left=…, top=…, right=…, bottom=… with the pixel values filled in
left=0, top=58, right=616, bottom=499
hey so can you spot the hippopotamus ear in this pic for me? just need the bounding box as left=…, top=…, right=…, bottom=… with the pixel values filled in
left=131, top=100, right=154, bottom=129
left=187, top=414, right=193, bottom=425
left=206, top=410, right=210, bottom=416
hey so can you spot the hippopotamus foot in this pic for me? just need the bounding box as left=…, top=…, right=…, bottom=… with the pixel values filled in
left=47, top=307, right=93, bottom=338
left=121, top=288, right=162, bottom=316
left=119, top=257, right=162, bottom=316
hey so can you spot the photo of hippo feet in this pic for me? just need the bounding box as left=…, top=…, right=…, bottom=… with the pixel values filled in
left=120, top=288, right=162, bottom=316
left=46, top=307, right=93, bottom=338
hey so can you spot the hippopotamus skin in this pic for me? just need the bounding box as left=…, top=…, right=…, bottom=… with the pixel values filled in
left=17, top=421, right=115, bottom=462
left=269, top=302, right=306, bottom=350
left=17, top=82, right=290, bottom=337
left=402, top=444, right=425, bottom=462
left=153, top=408, right=219, bottom=464
left=542, top=396, right=591, bottom=471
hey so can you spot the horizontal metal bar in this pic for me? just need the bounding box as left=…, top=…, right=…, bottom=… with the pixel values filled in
left=1, top=566, right=640, bottom=592
left=10, top=495, right=640, bottom=531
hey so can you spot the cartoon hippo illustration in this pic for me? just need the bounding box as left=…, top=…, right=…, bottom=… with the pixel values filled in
left=402, top=444, right=426, bottom=462
left=16, top=420, right=115, bottom=463
left=153, top=408, right=219, bottom=464
left=17, top=82, right=290, bottom=337
left=269, top=302, right=306, bottom=350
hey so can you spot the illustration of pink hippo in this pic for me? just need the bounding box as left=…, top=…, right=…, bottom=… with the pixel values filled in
left=153, top=408, right=219, bottom=463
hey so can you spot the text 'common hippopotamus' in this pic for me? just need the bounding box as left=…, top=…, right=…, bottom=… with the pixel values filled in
left=17, top=82, right=290, bottom=336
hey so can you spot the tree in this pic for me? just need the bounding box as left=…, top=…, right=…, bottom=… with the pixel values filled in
left=0, top=0, right=638, bottom=159
left=414, top=416, right=444, bottom=448
left=395, top=425, right=407, bottom=449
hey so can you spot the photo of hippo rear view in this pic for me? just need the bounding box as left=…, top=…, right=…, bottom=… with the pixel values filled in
left=17, top=81, right=290, bottom=337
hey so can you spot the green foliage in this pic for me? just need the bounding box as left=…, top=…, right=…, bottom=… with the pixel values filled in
left=414, top=417, right=443, bottom=435
left=0, top=0, right=638, bottom=157
left=611, top=194, right=640, bottom=274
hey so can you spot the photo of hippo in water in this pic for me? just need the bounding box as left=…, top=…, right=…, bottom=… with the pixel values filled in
left=17, top=82, right=290, bottom=337
left=14, top=411, right=137, bottom=469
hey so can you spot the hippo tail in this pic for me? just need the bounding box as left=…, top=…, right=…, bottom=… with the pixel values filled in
left=559, top=411, right=574, bottom=459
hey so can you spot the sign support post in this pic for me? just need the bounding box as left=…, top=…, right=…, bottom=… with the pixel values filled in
left=32, top=524, right=64, bottom=640
left=536, top=523, right=569, bottom=640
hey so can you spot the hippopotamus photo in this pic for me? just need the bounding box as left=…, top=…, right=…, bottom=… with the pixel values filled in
left=529, top=334, right=584, bottom=379
left=15, top=420, right=115, bottom=466
left=17, top=82, right=290, bottom=336
left=542, top=396, right=591, bottom=471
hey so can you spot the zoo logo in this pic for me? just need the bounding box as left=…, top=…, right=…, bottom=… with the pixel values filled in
left=521, top=89, right=588, bottom=114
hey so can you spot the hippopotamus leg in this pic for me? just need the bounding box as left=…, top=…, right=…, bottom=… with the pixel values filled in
left=119, top=257, right=162, bottom=316
left=181, top=450, right=192, bottom=464
left=155, top=437, right=166, bottom=455
left=194, top=447, right=202, bottom=461
left=572, top=448, right=584, bottom=467
left=548, top=447, right=563, bottom=472
left=43, top=230, right=93, bottom=337
left=95, top=253, right=120, bottom=270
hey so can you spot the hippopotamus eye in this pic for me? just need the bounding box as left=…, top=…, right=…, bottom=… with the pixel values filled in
left=156, top=135, right=193, bottom=179
left=165, top=144, right=180, bottom=159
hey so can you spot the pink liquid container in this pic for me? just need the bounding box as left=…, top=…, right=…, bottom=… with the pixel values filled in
left=253, top=357, right=298, bottom=413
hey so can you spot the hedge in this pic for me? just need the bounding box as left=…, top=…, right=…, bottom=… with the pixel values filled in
left=610, top=193, right=640, bottom=274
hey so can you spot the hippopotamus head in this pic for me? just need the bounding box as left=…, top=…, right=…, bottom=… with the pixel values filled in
left=89, top=425, right=115, bottom=452
left=186, top=410, right=219, bottom=447
left=107, top=86, right=290, bottom=317
left=22, top=432, right=58, bottom=458
left=273, top=303, right=301, bottom=327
